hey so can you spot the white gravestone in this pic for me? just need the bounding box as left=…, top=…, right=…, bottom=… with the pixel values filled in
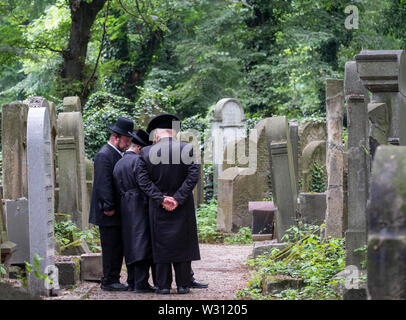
left=27, top=106, right=56, bottom=296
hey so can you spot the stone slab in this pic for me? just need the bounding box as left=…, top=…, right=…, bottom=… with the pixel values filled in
left=80, top=253, right=103, bottom=281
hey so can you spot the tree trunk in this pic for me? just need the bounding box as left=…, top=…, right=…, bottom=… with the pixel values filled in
left=60, top=0, right=107, bottom=101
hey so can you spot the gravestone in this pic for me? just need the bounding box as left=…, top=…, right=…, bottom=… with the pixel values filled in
left=367, top=146, right=406, bottom=299
left=63, top=96, right=81, bottom=113
left=1, top=102, right=29, bottom=200
left=177, top=131, right=204, bottom=207
left=325, top=79, right=345, bottom=238
left=289, top=120, right=299, bottom=191
left=27, top=106, right=55, bottom=296
left=57, top=112, right=89, bottom=230
left=368, top=102, right=390, bottom=158
left=1, top=198, right=17, bottom=265
left=222, top=137, right=249, bottom=172
left=355, top=50, right=406, bottom=146
left=297, top=193, right=326, bottom=226
left=265, top=116, right=298, bottom=242
left=344, top=61, right=370, bottom=268
left=4, top=198, right=29, bottom=265
left=211, top=98, right=246, bottom=196
left=298, top=121, right=327, bottom=192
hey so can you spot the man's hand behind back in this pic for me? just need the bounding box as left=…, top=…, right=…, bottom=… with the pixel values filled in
left=162, top=196, right=178, bottom=211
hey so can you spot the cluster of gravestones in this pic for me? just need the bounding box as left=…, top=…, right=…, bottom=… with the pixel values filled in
left=0, top=96, right=104, bottom=297
left=211, top=50, right=406, bottom=300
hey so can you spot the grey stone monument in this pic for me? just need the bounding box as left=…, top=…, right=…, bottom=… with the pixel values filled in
left=344, top=61, right=370, bottom=268
left=265, top=116, right=298, bottom=242
left=27, top=106, right=55, bottom=296
left=57, top=112, right=89, bottom=230
left=325, top=79, right=345, bottom=238
left=4, top=198, right=29, bottom=265
left=355, top=50, right=406, bottom=146
left=367, top=145, right=406, bottom=299
left=63, top=96, right=81, bottom=113
left=210, top=98, right=246, bottom=196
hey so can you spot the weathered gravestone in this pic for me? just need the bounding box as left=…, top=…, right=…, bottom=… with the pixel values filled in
left=355, top=50, right=406, bottom=147
left=27, top=106, right=56, bottom=296
left=367, top=146, right=406, bottom=299
left=249, top=201, right=275, bottom=241
left=1, top=198, right=17, bottom=266
left=57, top=112, right=89, bottom=230
left=63, top=96, right=81, bottom=113
left=344, top=61, right=370, bottom=268
left=210, top=98, right=246, bottom=196
left=265, top=116, right=298, bottom=242
left=1, top=102, right=29, bottom=200
left=325, top=79, right=345, bottom=238
left=85, top=158, right=94, bottom=215
left=298, top=121, right=327, bottom=192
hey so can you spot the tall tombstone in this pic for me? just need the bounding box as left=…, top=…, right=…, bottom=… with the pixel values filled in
left=289, top=119, right=299, bottom=191
left=344, top=61, right=370, bottom=268
left=265, top=116, right=297, bottom=242
left=325, top=79, right=345, bottom=238
left=367, top=146, right=406, bottom=299
left=85, top=158, right=94, bottom=216
left=27, top=106, right=55, bottom=296
left=57, top=112, right=89, bottom=230
left=63, top=96, right=81, bottom=113
left=210, top=98, right=246, bottom=196
left=355, top=50, right=406, bottom=146
left=1, top=102, right=29, bottom=200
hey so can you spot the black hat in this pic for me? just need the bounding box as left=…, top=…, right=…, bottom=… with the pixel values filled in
left=146, top=113, right=180, bottom=133
left=107, top=117, right=134, bottom=137
left=129, top=129, right=151, bottom=147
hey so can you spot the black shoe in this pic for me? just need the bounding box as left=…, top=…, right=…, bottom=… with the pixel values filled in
left=127, top=286, right=135, bottom=291
left=101, top=283, right=129, bottom=291
left=191, top=279, right=208, bottom=289
left=155, top=288, right=170, bottom=294
left=134, top=285, right=155, bottom=293
left=177, top=286, right=190, bottom=294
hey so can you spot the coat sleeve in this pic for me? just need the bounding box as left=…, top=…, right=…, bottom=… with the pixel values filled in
left=136, top=155, right=164, bottom=204
left=173, top=145, right=200, bottom=206
left=94, top=152, right=116, bottom=212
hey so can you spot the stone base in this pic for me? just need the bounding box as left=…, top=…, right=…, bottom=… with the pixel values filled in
left=252, top=234, right=273, bottom=241
left=80, top=253, right=103, bottom=281
left=0, top=282, right=42, bottom=300
left=262, top=275, right=304, bottom=295
left=55, top=256, right=80, bottom=288
left=253, top=240, right=288, bottom=259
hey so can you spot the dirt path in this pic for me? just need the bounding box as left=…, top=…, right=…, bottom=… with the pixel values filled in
left=48, top=243, right=253, bottom=300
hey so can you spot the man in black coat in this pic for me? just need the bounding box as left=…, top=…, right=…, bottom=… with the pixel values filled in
left=89, top=117, right=133, bottom=291
left=137, top=114, right=201, bottom=294
left=113, top=129, right=156, bottom=293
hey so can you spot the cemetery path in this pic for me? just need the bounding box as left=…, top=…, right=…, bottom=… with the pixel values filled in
left=50, top=243, right=253, bottom=300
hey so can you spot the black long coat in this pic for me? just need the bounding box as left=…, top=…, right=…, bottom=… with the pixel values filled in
left=89, top=144, right=122, bottom=226
left=113, top=151, right=152, bottom=264
left=137, top=137, right=201, bottom=264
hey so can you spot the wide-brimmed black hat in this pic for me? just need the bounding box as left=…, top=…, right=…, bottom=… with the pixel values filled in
left=129, top=129, right=151, bottom=147
left=107, top=117, right=134, bottom=137
left=146, top=113, right=180, bottom=133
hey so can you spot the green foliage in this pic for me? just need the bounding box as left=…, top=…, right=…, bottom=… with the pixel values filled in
left=203, top=164, right=214, bottom=202
left=309, top=162, right=327, bottom=193
left=237, top=224, right=345, bottom=300
left=83, top=91, right=137, bottom=159
left=0, top=263, right=6, bottom=276
left=196, top=199, right=252, bottom=245
left=17, top=254, right=52, bottom=288
left=54, top=217, right=101, bottom=253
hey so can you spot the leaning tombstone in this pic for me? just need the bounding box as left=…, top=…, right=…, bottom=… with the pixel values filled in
left=26, top=106, right=56, bottom=296
left=265, top=116, right=298, bottom=242
left=367, top=145, right=406, bottom=299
